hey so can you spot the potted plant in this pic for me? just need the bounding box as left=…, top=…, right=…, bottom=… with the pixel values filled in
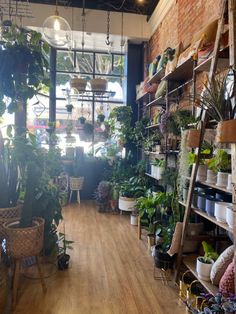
left=70, top=76, right=87, bottom=92
left=151, top=158, right=165, bottom=179
left=94, top=181, right=111, bottom=212
left=78, top=116, right=86, bottom=125
left=119, top=176, right=146, bottom=212
left=109, top=183, right=119, bottom=212
left=66, top=104, right=74, bottom=113
left=0, top=24, right=49, bottom=116
left=196, top=241, right=218, bottom=281
left=97, top=114, right=105, bottom=123
left=207, top=149, right=231, bottom=187
left=90, top=78, right=107, bottom=94
left=57, top=232, right=74, bottom=270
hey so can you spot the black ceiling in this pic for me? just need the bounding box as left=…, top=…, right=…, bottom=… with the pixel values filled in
left=26, top=0, right=159, bottom=17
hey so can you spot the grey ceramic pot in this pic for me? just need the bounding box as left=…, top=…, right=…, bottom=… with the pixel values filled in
left=197, top=193, right=207, bottom=211
left=205, top=196, right=223, bottom=217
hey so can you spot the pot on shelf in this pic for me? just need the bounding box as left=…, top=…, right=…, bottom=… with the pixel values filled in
left=227, top=174, right=232, bottom=191
left=214, top=202, right=232, bottom=223
left=216, top=119, right=236, bottom=143
left=118, top=196, right=136, bottom=212
left=205, top=196, right=222, bottom=217
left=226, top=206, right=235, bottom=229
left=70, top=77, right=87, bottom=92
left=216, top=172, right=229, bottom=187
left=90, top=78, right=107, bottom=94
left=206, top=169, right=217, bottom=184
left=196, top=164, right=207, bottom=182
left=156, top=167, right=164, bottom=180
left=196, top=257, right=214, bottom=281
left=197, top=193, right=207, bottom=212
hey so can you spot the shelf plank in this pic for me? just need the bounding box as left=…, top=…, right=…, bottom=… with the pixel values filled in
left=146, top=124, right=160, bottom=130
left=183, top=255, right=219, bottom=295
left=196, top=181, right=232, bottom=194
left=144, top=151, right=165, bottom=156
left=192, top=208, right=233, bottom=233
left=195, top=57, right=229, bottom=72
left=145, top=173, right=159, bottom=180
left=146, top=96, right=166, bottom=108
left=147, top=68, right=165, bottom=84
left=162, top=57, right=194, bottom=82
left=136, top=91, right=150, bottom=102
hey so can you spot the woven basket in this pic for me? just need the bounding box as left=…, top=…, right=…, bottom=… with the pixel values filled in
left=69, top=177, right=84, bottom=191
left=0, top=263, right=7, bottom=311
left=4, top=217, right=44, bottom=259
left=90, top=78, right=107, bottom=94
left=0, top=205, right=22, bottom=240
left=70, top=77, right=87, bottom=92
left=187, top=129, right=201, bottom=148
left=216, top=120, right=236, bottom=143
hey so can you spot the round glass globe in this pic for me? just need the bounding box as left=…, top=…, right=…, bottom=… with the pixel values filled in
left=43, top=15, right=72, bottom=47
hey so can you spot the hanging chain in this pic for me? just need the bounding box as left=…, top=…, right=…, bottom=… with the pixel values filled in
left=81, top=0, right=86, bottom=56
left=120, top=12, right=124, bottom=49
left=105, top=10, right=111, bottom=46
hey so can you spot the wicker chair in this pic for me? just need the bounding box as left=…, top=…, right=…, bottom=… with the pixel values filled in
left=69, top=177, right=84, bottom=203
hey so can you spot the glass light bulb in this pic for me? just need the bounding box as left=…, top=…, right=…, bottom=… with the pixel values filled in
left=54, top=18, right=61, bottom=31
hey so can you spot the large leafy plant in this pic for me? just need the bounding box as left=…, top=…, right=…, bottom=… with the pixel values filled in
left=119, top=176, right=146, bottom=198
left=207, top=149, right=231, bottom=173
left=0, top=24, right=49, bottom=115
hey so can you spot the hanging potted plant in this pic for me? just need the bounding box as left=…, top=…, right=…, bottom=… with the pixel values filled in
left=70, top=76, right=87, bottom=92
left=78, top=116, right=86, bottom=125
left=66, top=104, right=74, bottom=113
left=0, top=24, right=49, bottom=116
left=90, top=78, right=107, bottom=94
left=196, top=241, right=218, bottom=282
left=97, top=114, right=105, bottom=123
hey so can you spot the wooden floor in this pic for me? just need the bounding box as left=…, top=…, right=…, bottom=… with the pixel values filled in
left=14, top=201, right=186, bottom=314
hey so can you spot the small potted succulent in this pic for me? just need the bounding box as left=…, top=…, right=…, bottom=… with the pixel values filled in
left=196, top=241, right=218, bottom=282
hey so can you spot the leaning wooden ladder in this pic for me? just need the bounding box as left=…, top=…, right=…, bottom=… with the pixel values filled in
left=175, top=0, right=228, bottom=282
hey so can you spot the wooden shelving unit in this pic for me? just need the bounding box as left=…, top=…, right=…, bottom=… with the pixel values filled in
left=195, top=57, right=229, bottom=72
left=145, top=173, right=158, bottom=180
left=183, top=255, right=219, bottom=295
left=162, top=57, right=194, bottom=82
left=145, top=96, right=166, bottom=108
left=196, top=180, right=232, bottom=194
left=147, top=68, right=165, bottom=84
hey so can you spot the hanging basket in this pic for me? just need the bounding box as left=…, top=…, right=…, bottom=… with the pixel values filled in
left=3, top=217, right=44, bottom=259
left=187, top=129, right=201, bottom=148
left=70, top=77, right=87, bottom=92
left=216, top=120, right=236, bottom=143
left=0, top=205, right=22, bottom=240
left=90, top=78, right=107, bottom=94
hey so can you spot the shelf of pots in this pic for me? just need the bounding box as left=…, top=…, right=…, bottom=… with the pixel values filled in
left=118, top=176, right=147, bottom=214
left=150, top=158, right=165, bottom=180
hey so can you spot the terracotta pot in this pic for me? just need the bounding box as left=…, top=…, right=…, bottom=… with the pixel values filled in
left=216, top=120, right=236, bottom=143
left=187, top=129, right=201, bottom=148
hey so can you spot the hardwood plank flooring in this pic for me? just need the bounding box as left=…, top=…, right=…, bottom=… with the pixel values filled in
left=13, top=201, right=186, bottom=314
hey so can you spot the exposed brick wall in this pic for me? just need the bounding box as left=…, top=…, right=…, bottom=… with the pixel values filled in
left=149, top=0, right=222, bottom=61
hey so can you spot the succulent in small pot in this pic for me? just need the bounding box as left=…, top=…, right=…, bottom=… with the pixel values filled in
left=66, top=104, right=74, bottom=113
left=196, top=241, right=218, bottom=282
left=208, top=149, right=231, bottom=187
left=78, top=116, right=86, bottom=125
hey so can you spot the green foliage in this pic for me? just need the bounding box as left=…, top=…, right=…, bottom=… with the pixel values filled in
left=58, top=232, right=74, bottom=255
left=167, top=110, right=197, bottom=135
left=208, top=149, right=231, bottom=172
left=0, top=25, right=49, bottom=115
left=132, top=117, right=149, bottom=147
left=162, top=167, right=178, bottom=189
left=119, top=176, right=147, bottom=198
left=152, top=158, right=165, bottom=167
left=200, top=241, right=219, bottom=263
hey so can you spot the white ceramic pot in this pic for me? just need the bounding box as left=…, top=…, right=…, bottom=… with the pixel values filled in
left=130, top=214, right=138, bottom=226
left=119, top=196, right=136, bottom=212
left=214, top=202, right=232, bottom=222
left=196, top=257, right=214, bottom=281
left=156, top=167, right=164, bottom=180
left=151, top=165, right=157, bottom=178
left=226, top=206, right=235, bottom=229
left=196, top=164, right=207, bottom=182
left=227, top=174, right=232, bottom=191
left=216, top=172, right=229, bottom=187
left=206, top=169, right=217, bottom=184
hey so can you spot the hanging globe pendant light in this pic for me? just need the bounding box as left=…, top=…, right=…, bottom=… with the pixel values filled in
left=43, top=0, right=71, bottom=47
